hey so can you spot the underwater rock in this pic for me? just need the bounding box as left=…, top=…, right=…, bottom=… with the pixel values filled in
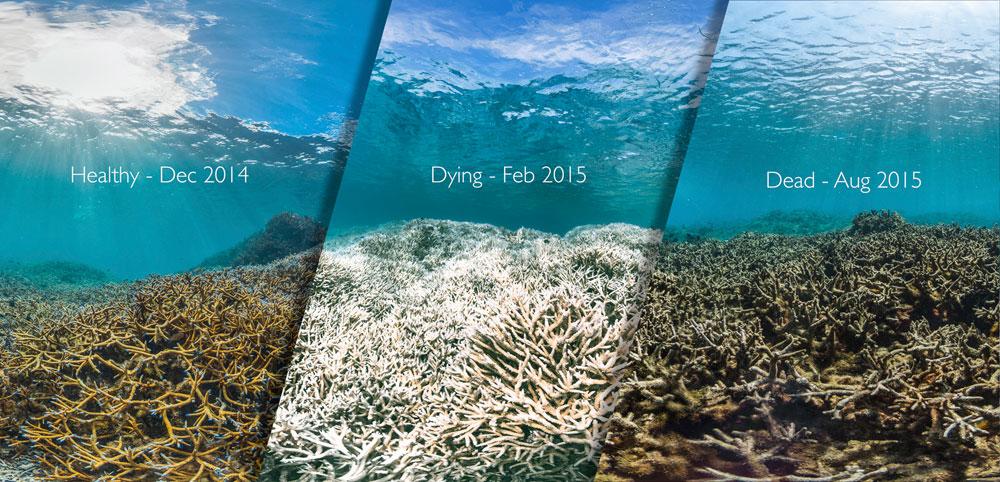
left=597, top=214, right=999, bottom=481
left=0, top=253, right=316, bottom=481
left=849, top=209, right=907, bottom=235
left=264, top=219, right=661, bottom=482
left=198, top=212, right=325, bottom=268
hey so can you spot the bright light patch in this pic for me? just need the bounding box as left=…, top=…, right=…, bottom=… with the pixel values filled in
left=381, top=4, right=713, bottom=77
left=0, top=2, right=214, bottom=114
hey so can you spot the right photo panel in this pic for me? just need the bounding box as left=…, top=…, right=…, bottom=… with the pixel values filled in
left=597, top=2, right=999, bottom=482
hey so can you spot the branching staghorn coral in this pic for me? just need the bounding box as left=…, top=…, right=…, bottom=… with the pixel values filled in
left=265, top=219, right=660, bottom=481
left=0, top=273, right=128, bottom=353
left=598, top=212, right=999, bottom=482
left=0, top=254, right=316, bottom=481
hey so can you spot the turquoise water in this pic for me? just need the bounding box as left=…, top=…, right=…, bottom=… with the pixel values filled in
left=4, top=0, right=990, bottom=281
left=669, top=1, right=999, bottom=233
left=328, top=0, right=729, bottom=236
left=0, top=0, right=389, bottom=279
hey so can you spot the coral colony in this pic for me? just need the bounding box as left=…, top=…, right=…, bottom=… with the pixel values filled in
left=0, top=214, right=322, bottom=481
left=264, top=220, right=660, bottom=481
left=1, top=210, right=995, bottom=482
left=597, top=212, right=999, bottom=481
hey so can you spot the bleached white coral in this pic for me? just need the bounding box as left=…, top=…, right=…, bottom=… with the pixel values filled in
left=0, top=455, right=37, bottom=482
left=265, top=219, right=658, bottom=481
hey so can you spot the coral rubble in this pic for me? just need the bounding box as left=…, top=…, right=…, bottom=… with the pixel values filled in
left=665, top=210, right=851, bottom=242
left=0, top=253, right=317, bottom=481
left=264, top=219, right=661, bottom=481
left=597, top=212, right=999, bottom=481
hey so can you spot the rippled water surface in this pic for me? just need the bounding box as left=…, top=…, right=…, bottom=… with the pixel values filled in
left=670, top=1, right=999, bottom=230
left=328, top=0, right=728, bottom=235
left=0, top=0, right=386, bottom=278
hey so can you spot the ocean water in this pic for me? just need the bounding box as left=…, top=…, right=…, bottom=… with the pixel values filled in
left=0, top=0, right=388, bottom=279
left=669, top=0, right=1000, bottom=233
left=328, top=0, right=729, bottom=235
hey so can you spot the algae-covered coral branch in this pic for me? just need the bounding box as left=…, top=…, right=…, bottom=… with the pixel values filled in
left=597, top=212, right=999, bottom=482
left=0, top=253, right=317, bottom=481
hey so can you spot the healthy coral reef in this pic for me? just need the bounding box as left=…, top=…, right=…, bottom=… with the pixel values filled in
left=264, top=219, right=661, bottom=481
left=597, top=211, right=999, bottom=482
left=0, top=253, right=317, bottom=481
left=0, top=261, right=111, bottom=290
left=0, top=271, right=130, bottom=366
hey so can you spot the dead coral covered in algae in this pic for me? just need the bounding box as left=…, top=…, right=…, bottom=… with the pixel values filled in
left=597, top=212, right=999, bottom=482
left=265, top=219, right=660, bottom=481
left=0, top=253, right=316, bottom=481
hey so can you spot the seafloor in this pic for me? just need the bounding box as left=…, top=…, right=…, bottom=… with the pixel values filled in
left=597, top=211, right=999, bottom=482
left=3, top=211, right=995, bottom=482
left=0, top=213, right=323, bottom=481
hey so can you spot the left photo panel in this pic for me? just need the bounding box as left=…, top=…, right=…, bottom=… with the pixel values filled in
left=0, top=1, right=390, bottom=480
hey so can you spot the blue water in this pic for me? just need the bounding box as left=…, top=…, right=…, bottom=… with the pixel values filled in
left=669, top=1, right=1000, bottom=232
left=4, top=0, right=987, bottom=282
left=328, top=0, right=728, bottom=236
left=0, top=0, right=388, bottom=279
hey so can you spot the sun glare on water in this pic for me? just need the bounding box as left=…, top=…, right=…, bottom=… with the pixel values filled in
left=0, top=2, right=213, bottom=115
left=24, top=40, right=153, bottom=104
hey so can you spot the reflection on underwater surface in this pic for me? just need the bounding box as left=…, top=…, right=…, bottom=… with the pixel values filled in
left=0, top=0, right=387, bottom=279
left=330, top=62, right=695, bottom=234
left=328, top=0, right=729, bottom=235
left=670, top=0, right=1000, bottom=229
left=0, top=103, right=348, bottom=279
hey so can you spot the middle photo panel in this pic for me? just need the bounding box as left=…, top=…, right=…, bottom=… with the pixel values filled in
left=264, top=1, right=728, bottom=480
